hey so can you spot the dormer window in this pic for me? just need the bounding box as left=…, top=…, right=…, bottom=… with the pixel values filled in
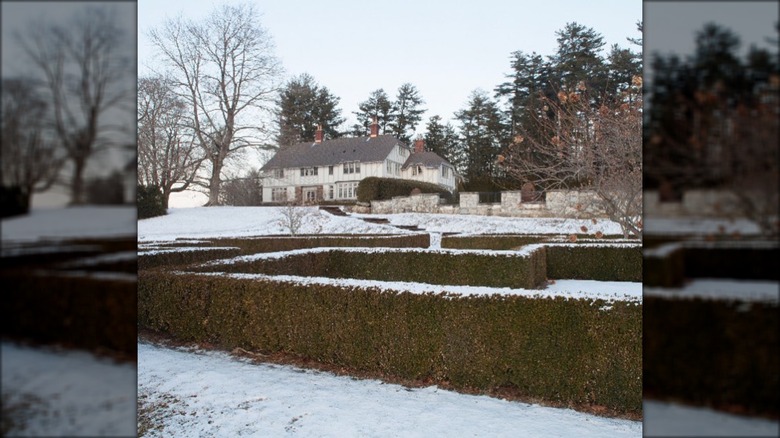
left=412, top=165, right=423, bottom=176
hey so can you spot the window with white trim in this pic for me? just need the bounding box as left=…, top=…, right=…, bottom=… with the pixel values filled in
left=343, top=161, right=360, bottom=174
left=337, top=182, right=359, bottom=199
left=300, top=167, right=318, bottom=176
left=412, top=165, right=423, bottom=176
left=271, top=188, right=287, bottom=202
left=273, top=168, right=284, bottom=178
left=441, top=166, right=450, bottom=178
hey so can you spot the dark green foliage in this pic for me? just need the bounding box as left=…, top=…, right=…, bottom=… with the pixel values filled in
left=138, top=184, right=166, bottom=219
left=138, top=271, right=641, bottom=415
left=423, top=115, right=461, bottom=169
left=357, top=177, right=453, bottom=203
left=546, top=245, right=642, bottom=282
left=389, top=83, right=426, bottom=143
left=86, top=171, right=126, bottom=205
left=455, top=91, right=509, bottom=182
left=442, top=235, right=552, bottom=250
left=191, top=247, right=548, bottom=290
left=644, top=297, right=779, bottom=418
left=276, top=73, right=345, bottom=147
left=1, top=273, right=136, bottom=358
left=0, top=185, right=29, bottom=218
left=643, top=242, right=778, bottom=287
left=139, top=234, right=429, bottom=270
left=352, top=89, right=393, bottom=136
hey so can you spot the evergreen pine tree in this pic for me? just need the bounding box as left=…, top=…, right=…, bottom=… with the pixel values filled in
left=423, top=115, right=461, bottom=169
left=390, top=83, right=426, bottom=143
left=276, top=73, right=344, bottom=148
left=455, top=90, right=509, bottom=184
left=352, top=89, right=393, bottom=136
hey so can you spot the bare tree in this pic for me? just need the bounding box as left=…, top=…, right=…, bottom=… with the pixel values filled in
left=138, top=75, right=205, bottom=208
left=500, top=76, right=643, bottom=238
left=1, top=77, right=64, bottom=207
left=16, top=6, right=133, bottom=205
left=148, top=3, right=282, bottom=206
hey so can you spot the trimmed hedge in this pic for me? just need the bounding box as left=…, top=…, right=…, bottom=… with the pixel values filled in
left=357, top=177, right=454, bottom=203
left=139, top=234, right=430, bottom=270
left=644, top=296, right=779, bottom=418
left=138, top=271, right=642, bottom=416
left=643, top=242, right=778, bottom=288
left=441, top=235, right=551, bottom=250
left=194, top=247, right=548, bottom=290
left=545, top=245, right=642, bottom=282
left=1, top=272, right=137, bottom=358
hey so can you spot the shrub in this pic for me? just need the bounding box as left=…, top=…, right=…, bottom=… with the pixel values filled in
left=0, top=185, right=29, bottom=218
left=357, top=177, right=454, bottom=203
left=546, top=244, right=642, bottom=281
left=86, top=171, right=125, bottom=205
left=138, top=184, right=166, bottom=219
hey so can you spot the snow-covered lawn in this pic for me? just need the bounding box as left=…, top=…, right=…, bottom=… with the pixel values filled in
left=643, top=399, right=779, bottom=437
left=1, top=342, right=136, bottom=437
left=138, top=206, right=628, bottom=242
left=1, top=206, right=136, bottom=243
left=138, top=341, right=641, bottom=438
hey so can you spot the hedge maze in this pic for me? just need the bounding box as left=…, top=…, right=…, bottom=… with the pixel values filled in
left=139, top=233, right=642, bottom=417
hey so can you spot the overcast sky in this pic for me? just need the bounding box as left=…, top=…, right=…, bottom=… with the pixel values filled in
left=137, top=0, right=642, bottom=132
left=644, top=1, right=778, bottom=85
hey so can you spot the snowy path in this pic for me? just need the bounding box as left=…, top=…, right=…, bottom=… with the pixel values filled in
left=138, top=342, right=641, bottom=438
left=1, top=342, right=137, bottom=437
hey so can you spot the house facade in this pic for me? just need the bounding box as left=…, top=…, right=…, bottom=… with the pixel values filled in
left=260, top=122, right=458, bottom=203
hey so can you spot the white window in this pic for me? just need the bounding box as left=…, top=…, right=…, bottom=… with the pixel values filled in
left=442, top=166, right=450, bottom=178
left=300, top=167, right=318, bottom=176
left=387, top=161, right=401, bottom=176
left=412, top=165, right=423, bottom=176
left=329, top=166, right=334, bottom=175
left=272, top=188, right=287, bottom=202
left=273, top=168, right=284, bottom=178
left=343, top=161, right=360, bottom=174
left=337, top=182, right=359, bottom=199
left=328, top=185, right=334, bottom=199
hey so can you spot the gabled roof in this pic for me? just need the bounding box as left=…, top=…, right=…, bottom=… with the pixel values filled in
left=402, top=151, right=451, bottom=169
left=261, top=135, right=403, bottom=170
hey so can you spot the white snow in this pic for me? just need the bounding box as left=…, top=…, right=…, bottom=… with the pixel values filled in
left=1, top=342, right=136, bottom=437
left=643, top=217, right=762, bottom=236
left=644, top=279, right=779, bottom=304
left=1, top=206, right=136, bottom=243
left=138, top=341, right=642, bottom=438
left=138, top=207, right=630, bottom=243
left=643, top=399, right=779, bottom=437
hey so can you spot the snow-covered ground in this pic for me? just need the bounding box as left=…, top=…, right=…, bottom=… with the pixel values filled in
left=138, top=206, right=627, bottom=242
left=1, top=206, right=136, bottom=243
left=138, top=341, right=641, bottom=438
left=643, top=399, right=779, bottom=437
left=1, top=342, right=136, bottom=437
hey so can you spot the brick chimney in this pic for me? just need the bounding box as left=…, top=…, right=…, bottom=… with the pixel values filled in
left=413, top=138, right=425, bottom=153
left=315, top=124, right=323, bottom=143
left=369, top=117, right=379, bottom=138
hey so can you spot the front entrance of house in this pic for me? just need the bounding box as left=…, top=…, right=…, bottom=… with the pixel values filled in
left=302, top=187, right=318, bottom=204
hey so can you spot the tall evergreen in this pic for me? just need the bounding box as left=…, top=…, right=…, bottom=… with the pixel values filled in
left=276, top=73, right=344, bottom=148
left=352, top=89, right=393, bottom=136
left=495, top=51, right=553, bottom=137
left=390, top=83, right=426, bottom=143
left=551, top=22, right=608, bottom=96
left=455, top=90, right=509, bottom=182
left=423, top=115, right=461, bottom=169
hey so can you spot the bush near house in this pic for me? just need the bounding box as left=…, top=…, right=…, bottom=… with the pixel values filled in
left=357, top=177, right=455, bottom=204
left=545, top=245, right=642, bottom=282
left=0, top=185, right=29, bottom=218
left=138, top=271, right=642, bottom=416
left=138, top=184, right=166, bottom=219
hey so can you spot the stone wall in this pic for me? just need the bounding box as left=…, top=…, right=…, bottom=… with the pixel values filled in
left=644, top=189, right=743, bottom=217
left=367, top=190, right=609, bottom=218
